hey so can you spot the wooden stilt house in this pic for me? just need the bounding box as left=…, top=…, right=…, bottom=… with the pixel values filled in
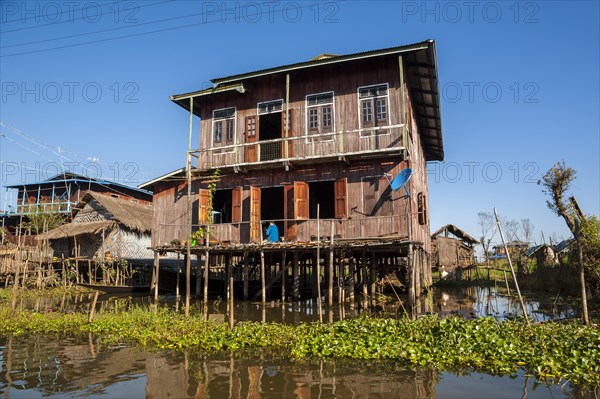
left=142, top=40, right=444, bottom=301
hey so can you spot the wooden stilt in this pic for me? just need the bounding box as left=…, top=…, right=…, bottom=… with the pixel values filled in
left=293, top=252, right=300, bottom=301
left=327, top=251, right=333, bottom=307
left=370, top=253, right=377, bottom=305
left=176, top=252, right=181, bottom=300
left=153, top=252, right=159, bottom=301
left=228, top=254, right=234, bottom=328
left=260, top=250, right=266, bottom=304
left=243, top=252, right=249, bottom=300
left=407, top=244, right=415, bottom=318
left=281, top=250, right=287, bottom=303
left=349, top=256, right=355, bottom=308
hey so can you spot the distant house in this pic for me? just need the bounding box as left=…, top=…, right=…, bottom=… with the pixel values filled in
left=492, top=240, right=529, bottom=257
left=2, top=172, right=152, bottom=244
left=526, top=244, right=557, bottom=266
left=431, top=224, right=479, bottom=273
left=36, top=192, right=154, bottom=264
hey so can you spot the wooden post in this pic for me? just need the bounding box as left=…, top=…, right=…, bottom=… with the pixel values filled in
left=88, top=291, right=99, bottom=323
left=185, top=96, right=194, bottom=319
left=349, top=256, right=355, bottom=308
left=370, top=253, right=377, bottom=305
left=243, top=252, right=249, bottom=300
left=362, top=251, right=368, bottom=310
left=281, top=250, right=287, bottom=303
left=260, top=250, right=266, bottom=305
left=316, top=204, right=323, bottom=322
left=228, top=254, right=234, bottom=328
left=407, top=244, right=415, bottom=314
left=204, top=230, right=210, bottom=306
left=153, top=252, right=159, bottom=301
left=293, top=252, right=300, bottom=301
left=10, top=257, right=21, bottom=311
left=176, top=252, right=181, bottom=300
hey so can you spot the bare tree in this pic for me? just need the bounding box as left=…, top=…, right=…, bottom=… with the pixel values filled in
left=520, top=219, right=535, bottom=245
left=478, top=211, right=497, bottom=266
left=502, top=219, right=520, bottom=243
left=539, top=161, right=588, bottom=325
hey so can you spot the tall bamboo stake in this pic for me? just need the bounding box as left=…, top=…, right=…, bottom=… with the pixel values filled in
left=185, top=97, right=194, bottom=318
left=494, top=208, right=529, bottom=324
left=316, top=204, right=323, bottom=322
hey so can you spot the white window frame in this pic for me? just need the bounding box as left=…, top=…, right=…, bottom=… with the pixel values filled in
left=305, top=91, right=335, bottom=142
left=357, top=83, right=391, bottom=135
left=257, top=99, right=284, bottom=115
left=212, top=107, right=236, bottom=153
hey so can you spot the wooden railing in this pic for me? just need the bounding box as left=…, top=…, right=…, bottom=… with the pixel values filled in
left=156, top=214, right=411, bottom=247
left=191, top=124, right=407, bottom=171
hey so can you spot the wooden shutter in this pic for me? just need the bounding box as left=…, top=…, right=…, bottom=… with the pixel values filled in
left=294, top=182, right=309, bottom=220
left=198, top=189, right=210, bottom=224
left=334, top=178, right=347, bottom=219
left=232, top=187, right=242, bottom=223
left=250, top=187, right=261, bottom=242
left=245, top=116, right=258, bottom=163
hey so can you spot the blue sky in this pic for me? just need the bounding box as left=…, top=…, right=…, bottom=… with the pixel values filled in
left=1, top=0, right=598, bottom=250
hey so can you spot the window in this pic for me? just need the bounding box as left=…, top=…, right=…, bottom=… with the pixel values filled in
left=257, top=99, right=283, bottom=115
left=418, top=192, right=427, bottom=225
left=212, top=107, right=236, bottom=146
left=358, top=84, right=390, bottom=132
left=305, top=91, right=334, bottom=139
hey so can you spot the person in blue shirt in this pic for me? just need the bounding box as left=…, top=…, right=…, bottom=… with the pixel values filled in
left=265, top=221, right=279, bottom=243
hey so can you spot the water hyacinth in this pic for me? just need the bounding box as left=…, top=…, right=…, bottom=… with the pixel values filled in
left=0, top=307, right=598, bottom=387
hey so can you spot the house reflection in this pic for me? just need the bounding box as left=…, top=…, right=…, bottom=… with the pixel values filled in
left=2, top=335, right=439, bottom=399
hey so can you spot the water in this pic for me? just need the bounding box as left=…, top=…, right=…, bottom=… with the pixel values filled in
left=0, top=336, right=589, bottom=399
left=0, top=287, right=593, bottom=398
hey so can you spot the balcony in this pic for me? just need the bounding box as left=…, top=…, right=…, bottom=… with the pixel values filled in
left=191, top=124, right=407, bottom=172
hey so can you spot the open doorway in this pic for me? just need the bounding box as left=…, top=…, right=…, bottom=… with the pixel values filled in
left=261, top=186, right=284, bottom=240
left=309, top=181, right=335, bottom=219
left=212, top=189, right=232, bottom=224
left=259, top=112, right=282, bottom=161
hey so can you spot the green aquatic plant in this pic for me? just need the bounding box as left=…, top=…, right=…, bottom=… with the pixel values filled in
left=0, top=306, right=598, bottom=387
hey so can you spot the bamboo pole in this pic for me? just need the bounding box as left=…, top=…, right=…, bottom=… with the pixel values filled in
left=228, top=254, right=234, bottom=328
left=88, top=291, right=99, bottom=323
left=494, top=208, right=529, bottom=324
left=185, top=96, right=194, bottom=318
left=316, top=204, right=323, bottom=322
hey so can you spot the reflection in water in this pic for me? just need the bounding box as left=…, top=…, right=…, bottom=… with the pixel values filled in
left=0, top=335, right=589, bottom=399
left=8, top=286, right=579, bottom=326
left=0, top=287, right=588, bottom=398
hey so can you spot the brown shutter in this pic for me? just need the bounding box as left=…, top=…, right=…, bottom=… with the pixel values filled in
left=245, top=116, right=258, bottom=163
left=232, top=187, right=242, bottom=223
left=334, top=178, right=347, bottom=219
left=250, top=186, right=261, bottom=242
left=199, top=189, right=210, bottom=224
left=294, top=181, right=309, bottom=220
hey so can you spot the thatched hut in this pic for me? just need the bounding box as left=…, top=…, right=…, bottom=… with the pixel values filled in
left=431, top=224, right=479, bottom=275
left=36, top=192, right=153, bottom=264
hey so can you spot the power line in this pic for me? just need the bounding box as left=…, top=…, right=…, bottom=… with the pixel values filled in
left=2, top=1, right=188, bottom=48
left=1, top=1, right=170, bottom=29
left=1, top=1, right=343, bottom=58
left=0, top=121, right=156, bottom=177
